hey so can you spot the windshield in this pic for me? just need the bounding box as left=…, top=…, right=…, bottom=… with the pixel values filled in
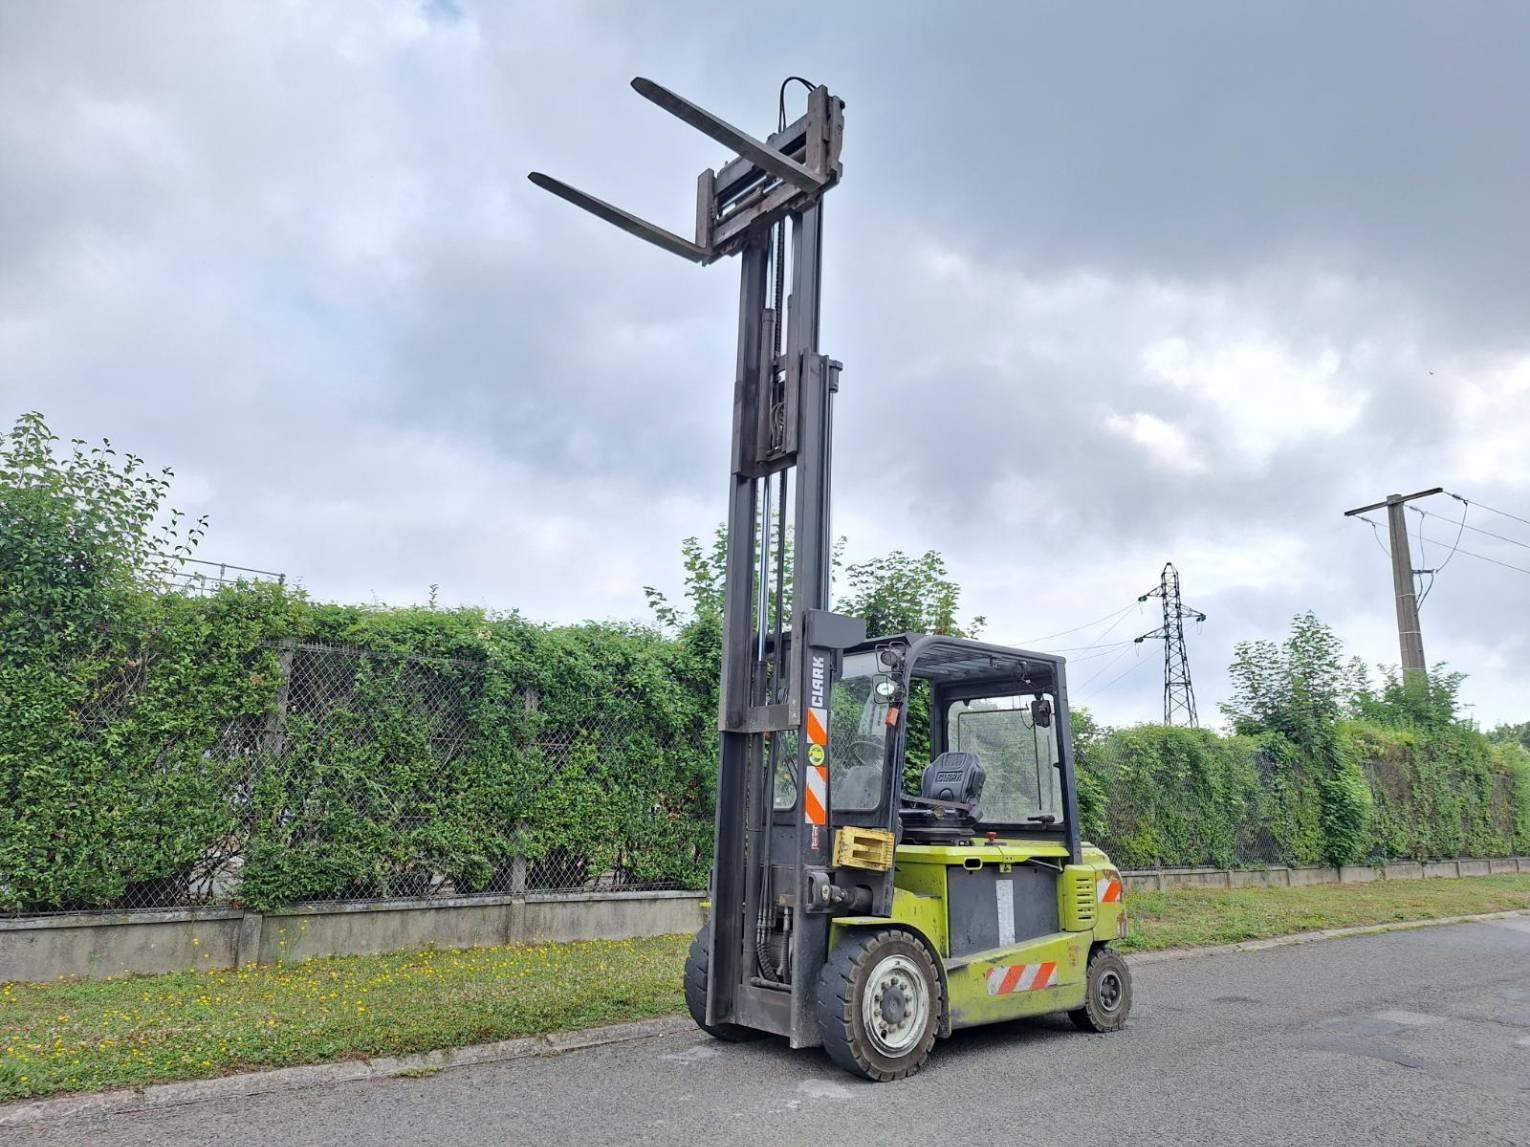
left=774, top=651, right=893, bottom=812
left=948, top=697, right=1063, bottom=826
left=827, top=651, right=892, bottom=812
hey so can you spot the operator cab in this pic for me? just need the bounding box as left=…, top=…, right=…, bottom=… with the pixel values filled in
left=817, top=634, right=1079, bottom=854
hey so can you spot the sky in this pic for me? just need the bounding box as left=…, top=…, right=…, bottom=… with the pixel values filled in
left=3, top=1, right=1528, bottom=728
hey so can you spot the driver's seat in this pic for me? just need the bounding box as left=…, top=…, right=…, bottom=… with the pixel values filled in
left=920, top=752, right=986, bottom=817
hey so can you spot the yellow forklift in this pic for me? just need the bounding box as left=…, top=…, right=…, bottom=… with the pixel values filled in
left=531, top=76, right=1131, bottom=1081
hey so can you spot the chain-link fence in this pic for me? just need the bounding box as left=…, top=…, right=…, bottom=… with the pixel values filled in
left=3, top=639, right=710, bottom=917
left=8, top=630, right=1525, bottom=916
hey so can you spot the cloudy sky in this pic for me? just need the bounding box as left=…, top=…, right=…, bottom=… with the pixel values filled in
left=4, top=1, right=1528, bottom=727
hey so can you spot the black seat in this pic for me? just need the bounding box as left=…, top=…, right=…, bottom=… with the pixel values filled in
left=921, top=752, right=985, bottom=806
left=898, top=752, right=986, bottom=841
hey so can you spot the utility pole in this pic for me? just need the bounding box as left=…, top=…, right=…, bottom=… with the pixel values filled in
left=1343, top=487, right=1442, bottom=679
left=1135, top=562, right=1206, bottom=727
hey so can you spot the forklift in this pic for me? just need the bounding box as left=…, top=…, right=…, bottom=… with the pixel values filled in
left=530, top=77, right=1131, bottom=1080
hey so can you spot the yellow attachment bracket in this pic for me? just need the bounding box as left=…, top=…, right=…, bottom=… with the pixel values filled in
left=833, top=826, right=895, bottom=872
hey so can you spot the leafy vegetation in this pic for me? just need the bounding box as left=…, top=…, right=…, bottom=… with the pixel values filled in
left=3, top=413, right=1528, bottom=917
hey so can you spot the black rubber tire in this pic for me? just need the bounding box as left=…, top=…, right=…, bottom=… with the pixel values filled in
left=1068, top=946, right=1132, bottom=1032
left=815, top=929, right=942, bottom=1082
left=683, top=929, right=765, bottom=1042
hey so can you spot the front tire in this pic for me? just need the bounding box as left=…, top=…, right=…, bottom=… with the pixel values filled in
left=1069, top=946, right=1132, bottom=1032
left=816, top=929, right=942, bottom=1081
left=683, top=929, right=765, bottom=1042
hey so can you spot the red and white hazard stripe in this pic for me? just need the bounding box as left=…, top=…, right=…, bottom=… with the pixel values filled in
left=1096, top=876, right=1123, bottom=903
left=984, top=961, right=1058, bottom=996
left=804, top=763, right=828, bottom=826
left=803, top=706, right=829, bottom=826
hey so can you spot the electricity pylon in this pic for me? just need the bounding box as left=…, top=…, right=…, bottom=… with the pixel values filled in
left=1135, top=562, right=1206, bottom=727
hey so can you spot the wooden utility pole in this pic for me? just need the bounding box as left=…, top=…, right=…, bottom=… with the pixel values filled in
left=1343, top=487, right=1443, bottom=677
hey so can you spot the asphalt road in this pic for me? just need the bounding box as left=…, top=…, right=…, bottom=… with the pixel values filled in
left=13, top=919, right=1530, bottom=1146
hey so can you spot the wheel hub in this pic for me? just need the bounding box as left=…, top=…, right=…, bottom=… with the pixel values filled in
left=1098, top=969, right=1123, bottom=1012
left=862, top=953, right=930, bottom=1057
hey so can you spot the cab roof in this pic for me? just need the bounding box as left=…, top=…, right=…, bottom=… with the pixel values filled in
left=846, top=633, right=1063, bottom=692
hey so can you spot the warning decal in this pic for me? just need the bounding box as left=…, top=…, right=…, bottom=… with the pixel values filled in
left=805, top=706, right=828, bottom=747
left=984, top=962, right=1058, bottom=995
left=804, top=764, right=828, bottom=826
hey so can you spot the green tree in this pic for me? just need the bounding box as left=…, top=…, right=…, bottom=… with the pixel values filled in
left=837, top=549, right=984, bottom=638
left=1221, top=613, right=1372, bottom=865
left=1487, top=722, right=1530, bottom=752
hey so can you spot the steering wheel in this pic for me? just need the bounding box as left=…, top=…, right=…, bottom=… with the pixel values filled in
left=843, top=736, right=885, bottom=769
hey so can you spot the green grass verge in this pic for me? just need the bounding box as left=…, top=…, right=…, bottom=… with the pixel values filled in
left=5, top=875, right=1530, bottom=1103
left=1, top=936, right=687, bottom=1103
left=1118, top=873, right=1530, bottom=953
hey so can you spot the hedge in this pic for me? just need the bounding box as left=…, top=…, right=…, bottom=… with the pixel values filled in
left=7, top=581, right=1529, bottom=914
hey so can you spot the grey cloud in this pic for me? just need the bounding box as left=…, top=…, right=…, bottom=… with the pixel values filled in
left=2, top=1, right=1527, bottom=727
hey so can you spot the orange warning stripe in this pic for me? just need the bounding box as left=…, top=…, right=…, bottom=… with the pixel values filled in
left=805, top=707, right=828, bottom=747
left=1096, top=876, right=1123, bottom=904
left=804, top=763, right=828, bottom=826
left=985, top=961, right=1058, bottom=995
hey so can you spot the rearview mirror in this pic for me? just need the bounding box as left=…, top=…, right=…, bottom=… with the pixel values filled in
left=1030, top=696, right=1053, bottom=728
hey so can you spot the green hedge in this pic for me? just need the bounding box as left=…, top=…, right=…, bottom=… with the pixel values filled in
left=0, top=587, right=721, bottom=914
left=7, top=581, right=1529, bottom=913
left=1075, top=719, right=1530, bottom=870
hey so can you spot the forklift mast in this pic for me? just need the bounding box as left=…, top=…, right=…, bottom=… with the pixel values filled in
left=530, top=78, right=859, bottom=1045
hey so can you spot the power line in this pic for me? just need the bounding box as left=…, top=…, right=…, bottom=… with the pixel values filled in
left=1081, top=650, right=1154, bottom=699
left=1409, top=529, right=1530, bottom=577
left=1412, top=504, right=1530, bottom=552
left=1062, top=642, right=1140, bottom=665
left=1408, top=501, right=1467, bottom=607
left=1074, top=644, right=1136, bottom=692
left=1018, top=601, right=1138, bottom=647
left=1447, top=490, right=1530, bottom=531
left=1043, top=639, right=1137, bottom=654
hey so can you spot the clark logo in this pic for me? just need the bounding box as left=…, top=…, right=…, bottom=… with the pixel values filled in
left=809, top=654, right=827, bottom=710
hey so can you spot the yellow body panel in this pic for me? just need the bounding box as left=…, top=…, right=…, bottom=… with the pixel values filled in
left=827, top=836, right=1128, bottom=1033
left=944, top=930, right=1091, bottom=1027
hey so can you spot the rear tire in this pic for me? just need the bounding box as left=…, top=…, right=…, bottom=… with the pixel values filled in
left=1068, top=946, right=1132, bottom=1032
left=816, top=929, right=942, bottom=1081
left=684, top=929, right=765, bottom=1042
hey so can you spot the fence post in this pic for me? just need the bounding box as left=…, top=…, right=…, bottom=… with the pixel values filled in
left=511, top=823, right=528, bottom=897
left=512, top=687, right=540, bottom=898
left=260, top=638, right=296, bottom=757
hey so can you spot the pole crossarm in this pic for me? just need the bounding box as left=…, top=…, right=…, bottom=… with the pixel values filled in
left=1343, top=487, right=1444, bottom=518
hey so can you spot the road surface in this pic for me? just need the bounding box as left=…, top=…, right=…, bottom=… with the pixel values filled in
left=11, top=918, right=1530, bottom=1145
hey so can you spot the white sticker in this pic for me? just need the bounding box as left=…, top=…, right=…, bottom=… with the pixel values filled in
left=995, top=877, right=1015, bottom=947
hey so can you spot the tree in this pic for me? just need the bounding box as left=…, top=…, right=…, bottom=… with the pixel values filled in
left=1488, top=722, right=1530, bottom=752
left=837, top=549, right=984, bottom=638
left=1221, top=612, right=1358, bottom=741
left=1220, top=612, right=1373, bottom=865
left=0, top=411, right=205, bottom=664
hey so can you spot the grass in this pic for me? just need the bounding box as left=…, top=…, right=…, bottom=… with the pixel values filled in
left=1, top=936, right=687, bottom=1103
left=4, top=875, right=1530, bottom=1104
left=1119, top=873, right=1530, bottom=953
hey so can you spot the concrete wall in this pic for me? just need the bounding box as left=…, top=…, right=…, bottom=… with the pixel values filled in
left=0, top=891, right=705, bottom=984
left=1121, top=857, right=1527, bottom=893
left=6, top=857, right=1527, bottom=984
